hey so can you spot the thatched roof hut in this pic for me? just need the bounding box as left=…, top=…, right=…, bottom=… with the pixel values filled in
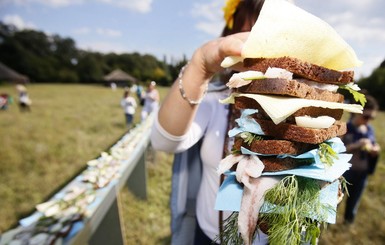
left=0, top=62, right=29, bottom=83
left=103, top=69, right=137, bottom=87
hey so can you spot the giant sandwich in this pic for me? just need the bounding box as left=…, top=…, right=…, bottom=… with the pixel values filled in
left=214, top=0, right=365, bottom=244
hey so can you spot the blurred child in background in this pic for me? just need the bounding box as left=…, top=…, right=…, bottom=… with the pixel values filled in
left=121, top=89, right=137, bottom=128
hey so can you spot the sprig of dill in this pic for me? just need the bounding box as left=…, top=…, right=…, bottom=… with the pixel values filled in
left=318, top=143, right=338, bottom=167
left=239, top=132, right=263, bottom=145
left=216, top=176, right=336, bottom=245
left=339, top=176, right=349, bottom=197
left=214, top=212, right=243, bottom=245
left=259, top=176, right=334, bottom=245
left=231, top=148, right=241, bottom=155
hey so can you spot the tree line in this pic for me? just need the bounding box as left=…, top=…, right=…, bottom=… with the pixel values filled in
left=0, top=22, right=384, bottom=109
left=358, top=60, right=385, bottom=110
left=0, top=22, right=187, bottom=86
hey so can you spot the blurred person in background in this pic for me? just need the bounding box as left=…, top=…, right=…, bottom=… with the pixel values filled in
left=0, top=93, right=11, bottom=110
left=342, top=94, right=381, bottom=224
left=141, top=81, right=159, bottom=121
left=110, top=82, right=117, bottom=90
left=130, top=82, right=138, bottom=96
left=16, top=84, right=32, bottom=112
left=120, top=89, right=137, bottom=128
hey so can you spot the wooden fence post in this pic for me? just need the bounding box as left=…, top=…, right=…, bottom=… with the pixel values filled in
left=126, top=151, right=147, bottom=200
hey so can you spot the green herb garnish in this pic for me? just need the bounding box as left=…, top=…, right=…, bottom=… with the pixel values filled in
left=260, top=176, right=333, bottom=245
left=239, top=132, right=263, bottom=145
left=215, top=212, right=243, bottom=245
left=339, top=176, right=349, bottom=197
left=340, top=84, right=367, bottom=107
left=230, top=148, right=241, bottom=155
left=218, top=176, right=334, bottom=245
left=318, top=143, right=338, bottom=167
left=243, top=75, right=266, bottom=80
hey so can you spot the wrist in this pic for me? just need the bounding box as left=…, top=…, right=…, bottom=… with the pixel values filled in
left=178, top=62, right=209, bottom=105
left=191, top=47, right=217, bottom=80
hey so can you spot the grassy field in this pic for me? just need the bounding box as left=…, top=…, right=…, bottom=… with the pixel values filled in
left=1, top=83, right=384, bottom=244
left=0, top=83, right=143, bottom=233
left=318, top=111, right=385, bottom=245
left=120, top=150, right=173, bottom=244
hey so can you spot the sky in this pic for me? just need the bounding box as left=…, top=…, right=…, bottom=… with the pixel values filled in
left=0, top=0, right=384, bottom=78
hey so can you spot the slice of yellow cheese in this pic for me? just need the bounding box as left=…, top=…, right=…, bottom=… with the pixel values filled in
left=221, top=93, right=363, bottom=125
left=222, top=0, right=362, bottom=70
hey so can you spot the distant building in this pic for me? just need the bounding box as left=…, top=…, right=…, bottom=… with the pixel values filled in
left=0, top=62, right=29, bottom=84
left=103, top=69, right=137, bottom=87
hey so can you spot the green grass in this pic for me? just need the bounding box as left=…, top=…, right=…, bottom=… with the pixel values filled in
left=318, top=111, right=385, bottom=245
left=1, top=83, right=384, bottom=245
left=0, top=83, right=148, bottom=232
left=120, top=150, right=173, bottom=244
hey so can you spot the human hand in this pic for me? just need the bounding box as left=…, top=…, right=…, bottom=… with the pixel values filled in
left=190, top=32, right=249, bottom=80
left=369, top=143, right=381, bottom=156
left=358, top=138, right=373, bottom=151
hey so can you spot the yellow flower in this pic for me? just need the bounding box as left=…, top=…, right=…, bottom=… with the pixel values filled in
left=223, top=0, right=242, bottom=29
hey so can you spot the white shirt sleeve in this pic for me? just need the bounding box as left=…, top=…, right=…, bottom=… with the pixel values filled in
left=150, top=95, right=214, bottom=153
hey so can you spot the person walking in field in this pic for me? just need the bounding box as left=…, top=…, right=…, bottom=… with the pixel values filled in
left=121, top=89, right=137, bottom=128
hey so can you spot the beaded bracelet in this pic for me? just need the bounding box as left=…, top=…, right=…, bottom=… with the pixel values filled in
left=178, top=63, right=208, bottom=105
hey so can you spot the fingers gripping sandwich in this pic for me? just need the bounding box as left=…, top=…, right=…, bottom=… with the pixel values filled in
left=214, top=0, right=365, bottom=244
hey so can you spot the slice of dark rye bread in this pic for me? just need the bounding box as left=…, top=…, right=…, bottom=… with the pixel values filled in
left=233, top=138, right=317, bottom=155
left=236, top=78, right=344, bottom=103
left=230, top=153, right=312, bottom=172
left=243, top=56, right=354, bottom=85
left=234, top=96, right=344, bottom=122
left=260, top=156, right=313, bottom=172
left=252, top=118, right=347, bottom=144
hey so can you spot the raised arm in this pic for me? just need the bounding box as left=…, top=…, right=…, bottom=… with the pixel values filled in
left=157, top=32, right=248, bottom=136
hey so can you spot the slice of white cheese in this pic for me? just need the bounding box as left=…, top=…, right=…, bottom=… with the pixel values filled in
left=227, top=71, right=265, bottom=88
left=226, top=68, right=293, bottom=88
left=295, top=116, right=336, bottom=129
left=221, top=93, right=363, bottom=124
left=221, top=0, right=362, bottom=70
left=221, top=56, right=244, bottom=68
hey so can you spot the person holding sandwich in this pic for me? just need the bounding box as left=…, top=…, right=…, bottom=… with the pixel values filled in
left=151, top=0, right=267, bottom=244
left=152, top=0, right=365, bottom=244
